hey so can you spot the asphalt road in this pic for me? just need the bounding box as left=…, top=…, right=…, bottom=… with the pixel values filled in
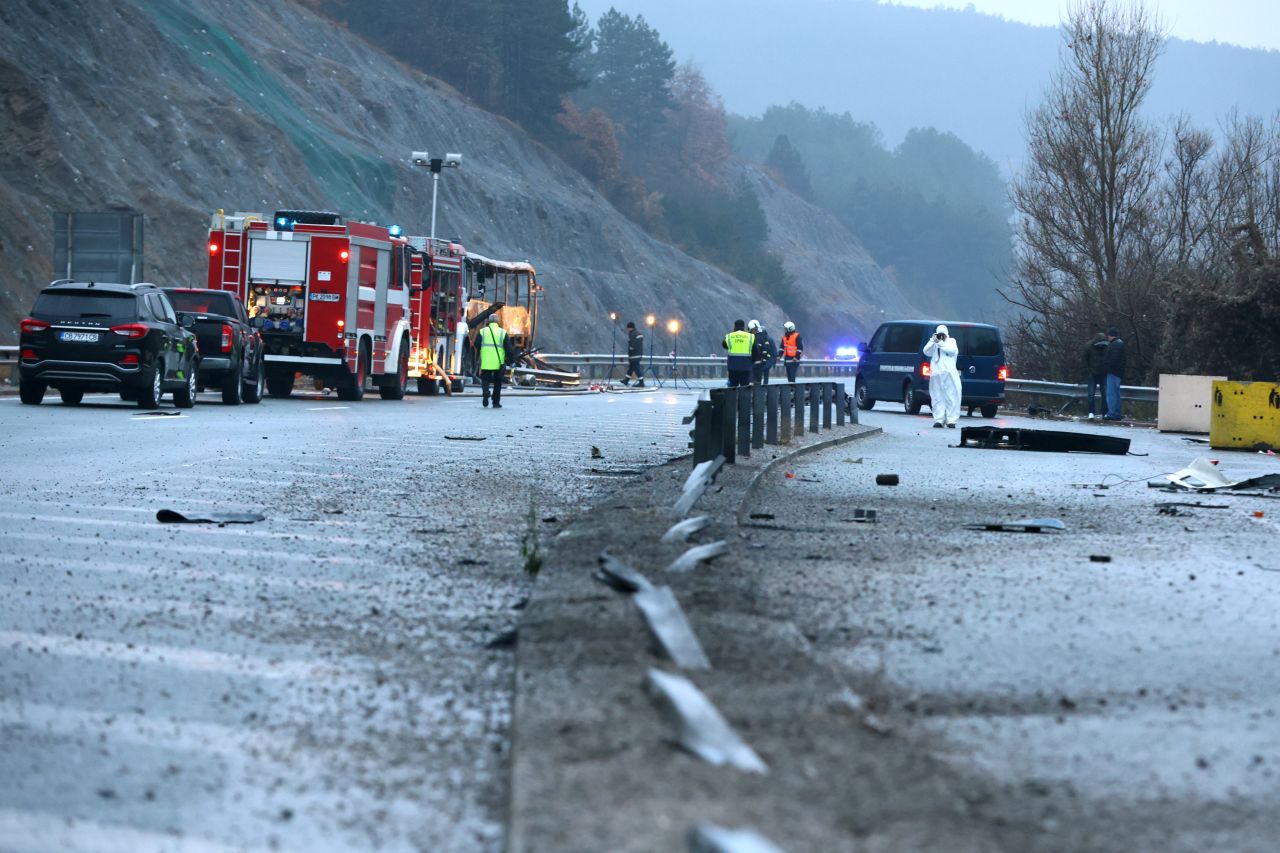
left=741, top=404, right=1280, bottom=851
left=0, top=386, right=694, bottom=852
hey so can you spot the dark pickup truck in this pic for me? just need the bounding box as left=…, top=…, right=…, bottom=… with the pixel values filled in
left=163, top=288, right=265, bottom=404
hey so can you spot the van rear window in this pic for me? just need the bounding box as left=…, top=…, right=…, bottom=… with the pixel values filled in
left=883, top=325, right=924, bottom=353
left=958, top=327, right=1001, bottom=356
left=33, top=291, right=135, bottom=320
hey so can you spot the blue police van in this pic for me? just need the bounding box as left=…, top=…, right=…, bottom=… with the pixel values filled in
left=855, top=320, right=1007, bottom=417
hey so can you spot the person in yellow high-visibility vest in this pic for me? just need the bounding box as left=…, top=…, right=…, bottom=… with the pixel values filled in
left=721, top=319, right=755, bottom=387
left=478, top=316, right=508, bottom=408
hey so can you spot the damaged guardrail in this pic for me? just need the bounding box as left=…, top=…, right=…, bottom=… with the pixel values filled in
left=687, top=381, right=852, bottom=466
left=540, top=353, right=858, bottom=381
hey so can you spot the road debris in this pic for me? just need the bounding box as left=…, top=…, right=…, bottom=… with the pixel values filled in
left=668, top=541, right=728, bottom=573
left=842, top=457, right=864, bottom=464
left=875, top=474, right=899, bottom=486
left=591, top=445, right=603, bottom=458
left=748, top=512, right=775, bottom=520
left=1161, top=457, right=1280, bottom=492
left=674, top=457, right=724, bottom=517
left=595, top=550, right=654, bottom=593
left=688, top=823, right=786, bottom=853
left=965, top=518, right=1066, bottom=533
left=960, top=426, right=1131, bottom=455
left=647, top=669, right=766, bottom=772
left=156, top=509, right=265, bottom=524
left=131, top=411, right=182, bottom=417
left=444, top=435, right=486, bottom=441
left=661, top=516, right=711, bottom=543
left=1089, top=555, right=1112, bottom=563
left=843, top=509, right=878, bottom=524
left=634, top=587, right=711, bottom=670
left=485, top=629, right=518, bottom=649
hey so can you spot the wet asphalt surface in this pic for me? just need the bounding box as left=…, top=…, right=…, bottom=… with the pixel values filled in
left=744, top=404, right=1280, bottom=851
left=0, top=385, right=693, bottom=852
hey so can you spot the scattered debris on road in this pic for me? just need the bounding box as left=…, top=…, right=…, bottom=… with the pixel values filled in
left=635, top=587, right=711, bottom=669
left=688, top=823, right=785, bottom=853
left=965, top=518, right=1066, bottom=533
left=486, top=629, right=518, bottom=649
left=661, top=516, right=711, bottom=543
left=748, top=512, right=775, bottom=520
left=595, top=550, right=654, bottom=593
left=591, top=445, right=603, bottom=459
left=647, top=669, right=766, bottom=772
left=1089, top=555, right=1112, bottom=563
left=1161, top=457, right=1280, bottom=492
left=131, top=411, right=182, bottom=417
left=444, top=435, right=487, bottom=441
left=668, top=541, right=728, bottom=573
left=875, top=473, right=900, bottom=486
left=156, top=509, right=265, bottom=524
left=960, top=426, right=1131, bottom=455
left=843, top=509, right=878, bottom=524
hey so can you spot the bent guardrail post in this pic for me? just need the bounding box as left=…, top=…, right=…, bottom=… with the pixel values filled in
left=765, top=386, right=779, bottom=445
left=736, top=388, right=751, bottom=458
left=779, top=384, right=793, bottom=444
left=751, top=385, right=766, bottom=450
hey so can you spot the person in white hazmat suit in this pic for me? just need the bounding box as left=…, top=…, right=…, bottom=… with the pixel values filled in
left=922, top=324, right=962, bottom=428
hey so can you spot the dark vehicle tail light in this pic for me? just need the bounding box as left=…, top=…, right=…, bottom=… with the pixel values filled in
left=997, top=365, right=1009, bottom=381
left=110, top=323, right=149, bottom=339
left=920, top=362, right=931, bottom=377
left=120, top=354, right=139, bottom=366
left=21, top=348, right=37, bottom=361
left=221, top=324, right=233, bottom=352
left=20, top=318, right=49, bottom=334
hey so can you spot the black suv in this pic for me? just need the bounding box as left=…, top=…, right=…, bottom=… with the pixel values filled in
left=19, top=281, right=201, bottom=409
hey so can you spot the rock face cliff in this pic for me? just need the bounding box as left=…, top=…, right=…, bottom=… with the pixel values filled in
left=0, top=0, right=914, bottom=353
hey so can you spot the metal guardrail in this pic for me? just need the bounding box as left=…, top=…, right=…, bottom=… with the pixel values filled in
left=540, top=353, right=858, bottom=382
left=1005, top=378, right=1158, bottom=405
left=685, top=381, right=852, bottom=466
left=0, top=345, right=16, bottom=385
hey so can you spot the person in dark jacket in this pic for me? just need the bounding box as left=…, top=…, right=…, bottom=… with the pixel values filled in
left=748, top=319, right=777, bottom=385
left=1103, top=326, right=1126, bottom=420
left=622, top=321, right=645, bottom=387
left=1084, top=331, right=1108, bottom=420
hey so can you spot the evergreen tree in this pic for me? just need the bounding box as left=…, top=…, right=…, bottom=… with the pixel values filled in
left=578, top=9, right=676, bottom=152
left=764, top=134, right=812, bottom=198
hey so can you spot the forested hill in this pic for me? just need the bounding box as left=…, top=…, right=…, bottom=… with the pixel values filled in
left=575, top=0, right=1280, bottom=171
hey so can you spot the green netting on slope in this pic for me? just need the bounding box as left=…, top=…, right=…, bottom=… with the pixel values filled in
left=133, top=0, right=394, bottom=213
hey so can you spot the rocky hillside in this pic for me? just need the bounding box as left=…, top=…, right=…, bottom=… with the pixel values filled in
left=0, top=0, right=914, bottom=353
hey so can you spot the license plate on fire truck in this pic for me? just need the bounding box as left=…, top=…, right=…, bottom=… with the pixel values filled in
left=309, top=293, right=339, bottom=302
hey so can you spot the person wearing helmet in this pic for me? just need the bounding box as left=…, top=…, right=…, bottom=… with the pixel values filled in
left=749, top=319, right=777, bottom=385
left=922, top=324, right=962, bottom=427
left=780, top=321, right=803, bottom=383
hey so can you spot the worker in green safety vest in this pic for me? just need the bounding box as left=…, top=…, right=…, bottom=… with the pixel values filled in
left=721, top=319, right=755, bottom=387
left=478, top=316, right=508, bottom=408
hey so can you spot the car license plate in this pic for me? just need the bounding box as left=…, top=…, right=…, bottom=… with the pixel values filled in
left=58, top=331, right=100, bottom=343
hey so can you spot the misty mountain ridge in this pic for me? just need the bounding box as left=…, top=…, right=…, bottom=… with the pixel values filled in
left=575, top=0, right=1280, bottom=171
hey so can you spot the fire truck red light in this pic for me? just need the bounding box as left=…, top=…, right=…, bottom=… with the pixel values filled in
left=339, top=250, right=350, bottom=262
left=208, top=242, right=220, bottom=255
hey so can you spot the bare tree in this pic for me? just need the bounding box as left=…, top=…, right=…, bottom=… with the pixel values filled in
left=1006, top=0, right=1165, bottom=379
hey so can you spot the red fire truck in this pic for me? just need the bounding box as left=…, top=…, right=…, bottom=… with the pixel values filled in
left=207, top=210, right=414, bottom=400
left=406, top=236, right=469, bottom=395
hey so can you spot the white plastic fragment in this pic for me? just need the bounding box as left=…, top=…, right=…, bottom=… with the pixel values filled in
left=647, top=669, right=767, bottom=773
left=634, top=587, right=711, bottom=670
left=596, top=550, right=655, bottom=592
left=668, top=541, right=728, bottom=573
left=689, top=823, right=787, bottom=853
left=661, top=515, right=711, bottom=543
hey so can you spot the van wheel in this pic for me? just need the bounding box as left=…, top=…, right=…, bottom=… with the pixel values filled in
left=855, top=378, right=875, bottom=411
left=902, top=382, right=923, bottom=415
left=981, top=403, right=999, bottom=418
left=59, top=388, right=84, bottom=405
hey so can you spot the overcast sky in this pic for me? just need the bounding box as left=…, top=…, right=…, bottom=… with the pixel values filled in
left=879, top=1, right=1280, bottom=51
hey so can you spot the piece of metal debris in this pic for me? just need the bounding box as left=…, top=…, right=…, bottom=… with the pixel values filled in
left=843, top=509, right=878, bottom=524
left=668, top=541, right=728, bottom=573
left=1089, top=555, right=1112, bottom=563
left=156, top=509, right=265, bottom=524
left=965, top=518, right=1065, bottom=533
left=748, top=512, right=775, bottom=521
left=131, top=410, right=182, bottom=417
left=1163, top=457, right=1280, bottom=492
left=634, top=588, right=711, bottom=670
left=485, top=629, right=517, bottom=649
left=595, top=550, right=654, bottom=593
left=444, top=435, right=487, bottom=441
left=662, top=516, right=711, bottom=543
left=647, top=669, right=766, bottom=772
left=875, top=474, right=899, bottom=486
left=960, top=426, right=1131, bottom=455
left=688, top=823, right=786, bottom=853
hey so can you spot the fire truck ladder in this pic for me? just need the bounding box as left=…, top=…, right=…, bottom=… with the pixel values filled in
left=220, top=229, right=243, bottom=291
